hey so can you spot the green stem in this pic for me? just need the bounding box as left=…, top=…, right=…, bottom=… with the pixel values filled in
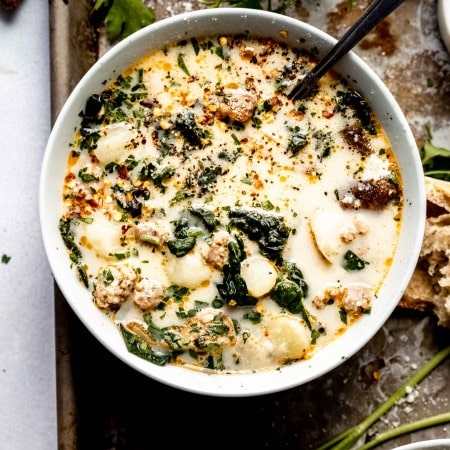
left=317, top=345, right=450, bottom=450
left=317, top=427, right=355, bottom=450
left=355, top=412, right=450, bottom=450
left=424, top=170, right=450, bottom=179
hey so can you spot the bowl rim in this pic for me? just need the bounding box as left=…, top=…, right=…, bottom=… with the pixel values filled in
left=438, top=0, right=450, bottom=54
left=39, top=7, right=426, bottom=397
left=392, top=439, right=450, bottom=450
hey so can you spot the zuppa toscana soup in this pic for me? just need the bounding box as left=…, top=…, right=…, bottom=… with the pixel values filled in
left=59, top=34, right=402, bottom=373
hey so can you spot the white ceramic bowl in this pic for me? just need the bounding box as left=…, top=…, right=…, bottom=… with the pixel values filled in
left=39, top=8, right=426, bottom=397
left=438, top=0, right=450, bottom=53
left=393, top=440, right=450, bottom=450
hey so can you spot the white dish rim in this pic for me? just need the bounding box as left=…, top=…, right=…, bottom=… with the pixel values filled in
left=438, top=0, right=450, bottom=53
left=392, top=439, right=450, bottom=450
left=39, top=7, right=426, bottom=397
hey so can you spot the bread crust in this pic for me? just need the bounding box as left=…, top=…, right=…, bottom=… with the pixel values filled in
left=401, top=176, right=450, bottom=328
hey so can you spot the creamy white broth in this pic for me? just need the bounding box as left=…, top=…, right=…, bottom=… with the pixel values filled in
left=60, top=34, right=402, bottom=373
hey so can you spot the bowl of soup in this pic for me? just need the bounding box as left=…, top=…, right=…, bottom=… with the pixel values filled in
left=40, top=8, right=426, bottom=396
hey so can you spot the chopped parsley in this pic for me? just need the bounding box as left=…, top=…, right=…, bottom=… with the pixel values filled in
left=1, top=254, right=11, bottom=264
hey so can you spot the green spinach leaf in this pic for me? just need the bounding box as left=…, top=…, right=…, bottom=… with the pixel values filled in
left=92, top=0, right=156, bottom=42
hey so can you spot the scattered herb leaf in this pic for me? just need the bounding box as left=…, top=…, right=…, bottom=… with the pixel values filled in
left=1, top=254, right=11, bottom=264
left=420, top=127, right=450, bottom=181
left=92, top=0, right=156, bottom=43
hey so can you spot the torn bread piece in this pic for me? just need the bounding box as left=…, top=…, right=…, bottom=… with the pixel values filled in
left=400, top=176, right=450, bottom=328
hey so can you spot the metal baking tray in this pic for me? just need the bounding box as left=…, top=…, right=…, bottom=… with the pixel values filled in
left=49, top=0, right=450, bottom=448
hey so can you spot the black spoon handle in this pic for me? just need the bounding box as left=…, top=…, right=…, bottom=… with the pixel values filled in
left=287, top=0, right=407, bottom=101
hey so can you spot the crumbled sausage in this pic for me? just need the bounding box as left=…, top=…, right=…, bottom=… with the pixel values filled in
left=134, top=221, right=169, bottom=246
left=168, top=309, right=236, bottom=351
left=93, top=264, right=136, bottom=310
left=339, top=214, right=369, bottom=243
left=131, top=278, right=164, bottom=311
left=340, top=178, right=401, bottom=210
left=201, top=230, right=230, bottom=270
left=341, top=124, right=372, bottom=156
left=313, top=283, right=372, bottom=315
left=208, top=88, right=258, bottom=123
left=340, top=284, right=373, bottom=314
left=312, top=286, right=341, bottom=309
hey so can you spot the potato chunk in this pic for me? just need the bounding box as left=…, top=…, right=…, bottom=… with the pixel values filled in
left=267, top=315, right=311, bottom=362
left=82, top=212, right=123, bottom=259
left=167, top=253, right=212, bottom=289
left=309, top=209, right=343, bottom=263
left=93, top=123, right=139, bottom=164
left=240, top=256, right=278, bottom=298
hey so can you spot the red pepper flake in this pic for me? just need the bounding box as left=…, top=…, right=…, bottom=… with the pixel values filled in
left=118, top=165, right=129, bottom=180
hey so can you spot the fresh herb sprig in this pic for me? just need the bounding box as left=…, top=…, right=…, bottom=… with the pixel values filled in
left=91, top=0, right=156, bottom=42
left=420, top=126, right=450, bottom=181
left=317, top=346, right=450, bottom=450
left=355, top=413, right=450, bottom=450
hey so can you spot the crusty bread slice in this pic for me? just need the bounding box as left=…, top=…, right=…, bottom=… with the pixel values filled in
left=399, top=176, right=450, bottom=328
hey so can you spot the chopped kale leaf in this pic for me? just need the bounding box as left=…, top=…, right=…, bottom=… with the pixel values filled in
left=229, top=208, right=290, bottom=259
left=167, top=216, right=203, bottom=257
left=188, top=206, right=220, bottom=231
left=175, top=110, right=207, bottom=148
left=217, top=235, right=258, bottom=307
left=112, top=185, right=149, bottom=218
left=288, top=126, right=308, bottom=157
left=120, top=324, right=173, bottom=366
left=343, top=250, right=369, bottom=271
left=336, top=89, right=374, bottom=132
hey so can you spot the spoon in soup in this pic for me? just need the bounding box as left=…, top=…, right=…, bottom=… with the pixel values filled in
left=287, top=0, right=407, bottom=101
